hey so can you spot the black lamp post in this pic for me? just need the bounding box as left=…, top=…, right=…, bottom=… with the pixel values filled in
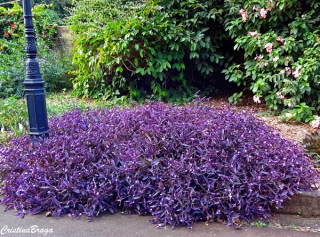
left=22, top=0, right=49, bottom=142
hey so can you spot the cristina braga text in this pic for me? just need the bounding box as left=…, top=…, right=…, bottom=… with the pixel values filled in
left=1, top=225, right=53, bottom=236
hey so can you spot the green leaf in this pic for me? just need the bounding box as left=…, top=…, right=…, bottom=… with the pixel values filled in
left=190, top=43, right=197, bottom=51
left=173, top=63, right=181, bottom=70
left=190, top=52, right=199, bottom=59
left=139, top=49, right=144, bottom=58
left=136, top=67, right=145, bottom=75
left=134, top=58, right=138, bottom=67
left=116, top=66, right=123, bottom=73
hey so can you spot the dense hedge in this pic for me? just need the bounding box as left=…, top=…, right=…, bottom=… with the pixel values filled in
left=68, top=0, right=227, bottom=102
left=68, top=0, right=320, bottom=121
left=0, top=100, right=318, bottom=227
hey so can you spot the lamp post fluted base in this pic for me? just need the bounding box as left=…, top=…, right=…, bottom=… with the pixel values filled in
left=24, top=80, right=49, bottom=142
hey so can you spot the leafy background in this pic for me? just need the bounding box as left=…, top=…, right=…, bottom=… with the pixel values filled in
left=0, top=2, right=72, bottom=99
left=67, top=0, right=320, bottom=122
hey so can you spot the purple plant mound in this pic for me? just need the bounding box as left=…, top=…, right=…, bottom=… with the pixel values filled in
left=0, top=101, right=318, bottom=228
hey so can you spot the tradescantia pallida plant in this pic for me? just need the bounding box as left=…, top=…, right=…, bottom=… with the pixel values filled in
left=0, top=99, right=318, bottom=228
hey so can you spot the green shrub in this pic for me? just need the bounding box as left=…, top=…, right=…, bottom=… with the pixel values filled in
left=222, top=0, right=320, bottom=122
left=31, top=0, right=73, bottom=18
left=0, top=41, right=26, bottom=98
left=0, top=97, right=28, bottom=137
left=37, top=44, right=73, bottom=93
left=68, top=0, right=226, bottom=101
left=0, top=2, right=60, bottom=47
left=0, top=3, right=73, bottom=99
left=0, top=0, right=72, bottom=18
left=0, top=39, right=73, bottom=98
left=68, top=0, right=320, bottom=120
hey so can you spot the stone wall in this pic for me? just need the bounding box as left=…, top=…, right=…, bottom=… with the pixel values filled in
left=55, top=26, right=74, bottom=54
left=272, top=189, right=320, bottom=217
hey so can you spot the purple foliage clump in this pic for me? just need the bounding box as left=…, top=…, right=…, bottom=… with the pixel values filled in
left=0, top=100, right=318, bottom=228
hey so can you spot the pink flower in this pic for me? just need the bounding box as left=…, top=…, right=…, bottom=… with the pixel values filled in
left=276, top=36, right=285, bottom=43
left=273, top=56, right=279, bottom=62
left=265, top=43, right=273, bottom=53
left=280, top=69, right=285, bottom=74
left=253, top=95, right=261, bottom=104
left=254, top=54, right=264, bottom=60
left=292, top=65, right=302, bottom=78
left=260, top=8, right=267, bottom=19
left=292, top=71, right=300, bottom=78
left=239, top=9, right=248, bottom=22
left=311, top=116, right=320, bottom=129
left=248, top=31, right=258, bottom=37
left=285, top=67, right=291, bottom=75
left=276, top=91, right=284, bottom=100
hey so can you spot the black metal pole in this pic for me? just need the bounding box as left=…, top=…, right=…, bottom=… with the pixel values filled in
left=22, top=0, right=49, bottom=142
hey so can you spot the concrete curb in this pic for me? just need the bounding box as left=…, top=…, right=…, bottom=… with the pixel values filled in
left=273, top=188, right=320, bottom=217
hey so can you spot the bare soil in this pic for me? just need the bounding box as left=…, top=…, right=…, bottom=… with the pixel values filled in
left=209, top=95, right=312, bottom=146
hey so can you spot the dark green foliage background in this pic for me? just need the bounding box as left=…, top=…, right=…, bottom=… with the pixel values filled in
left=68, top=0, right=227, bottom=102
left=68, top=0, right=320, bottom=121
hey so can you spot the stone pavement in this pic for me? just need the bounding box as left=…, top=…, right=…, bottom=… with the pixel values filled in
left=0, top=205, right=319, bottom=237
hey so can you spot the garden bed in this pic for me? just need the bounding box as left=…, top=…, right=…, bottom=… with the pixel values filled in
left=0, top=98, right=318, bottom=229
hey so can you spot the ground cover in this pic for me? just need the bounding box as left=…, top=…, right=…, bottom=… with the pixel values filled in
left=0, top=95, right=318, bottom=229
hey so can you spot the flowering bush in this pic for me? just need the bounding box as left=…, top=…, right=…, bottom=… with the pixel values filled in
left=223, top=0, right=320, bottom=122
left=0, top=100, right=318, bottom=228
left=0, top=2, right=60, bottom=47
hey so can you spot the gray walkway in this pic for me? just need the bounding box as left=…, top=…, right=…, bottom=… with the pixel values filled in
left=0, top=205, right=319, bottom=237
